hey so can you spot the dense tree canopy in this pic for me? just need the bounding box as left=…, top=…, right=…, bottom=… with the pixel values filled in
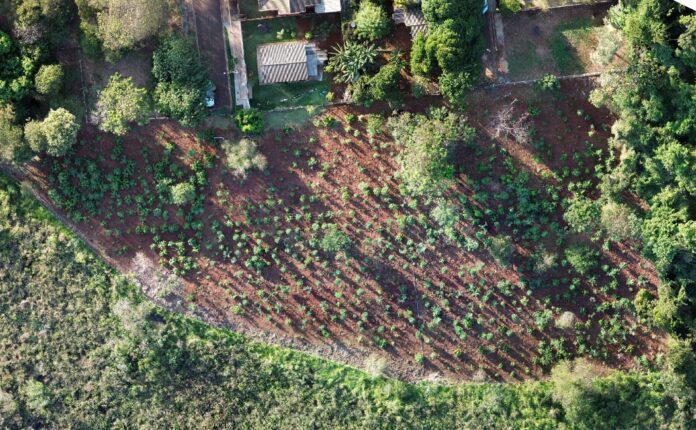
left=77, top=0, right=169, bottom=59
left=388, top=108, right=474, bottom=196
left=589, top=0, right=695, bottom=341
left=94, top=73, right=149, bottom=135
left=34, top=64, right=63, bottom=96
left=152, top=35, right=209, bottom=127
left=411, top=0, right=484, bottom=106
left=0, top=30, right=37, bottom=103
left=353, top=1, right=391, bottom=42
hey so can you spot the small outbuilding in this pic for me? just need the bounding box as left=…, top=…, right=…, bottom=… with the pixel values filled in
left=392, top=7, right=427, bottom=38
left=256, top=41, right=328, bottom=85
left=258, top=0, right=341, bottom=15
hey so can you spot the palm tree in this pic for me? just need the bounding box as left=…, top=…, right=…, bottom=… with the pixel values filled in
left=326, top=41, right=377, bottom=83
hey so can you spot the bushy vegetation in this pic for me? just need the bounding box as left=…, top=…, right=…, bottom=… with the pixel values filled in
left=234, top=108, right=264, bottom=134
left=76, top=0, right=169, bottom=60
left=24, top=108, right=80, bottom=157
left=327, top=41, right=378, bottom=84
left=1, top=173, right=694, bottom=428
left=152, top=35, right=210, bottom=127
left=353, top=0, right=391, bottom=42
left=589, top=0, right=696, bottom=343
left=410, top=0, right=485, bottom=106
left=389, top=108, right=475, bottom=196
left=221, top=138, right=268, bottom=178
left=34, top=64, right=63, bottom=96
left=94, top=73, right=150, bottom=136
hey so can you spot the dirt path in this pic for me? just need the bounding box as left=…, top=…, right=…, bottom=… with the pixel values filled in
left=193, top=0, right=233, bottom=111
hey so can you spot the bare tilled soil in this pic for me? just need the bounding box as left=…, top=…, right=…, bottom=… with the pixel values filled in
left=21, top=78, right=664, bottom=382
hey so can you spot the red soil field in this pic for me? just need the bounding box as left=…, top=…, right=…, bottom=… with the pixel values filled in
left=21, top=78, right=664, bottom=381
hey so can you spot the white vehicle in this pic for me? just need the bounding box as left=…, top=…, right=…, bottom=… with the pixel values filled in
left=205, top=81, right=216, bottom=108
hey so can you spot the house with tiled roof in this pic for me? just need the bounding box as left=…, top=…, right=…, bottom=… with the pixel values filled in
left=256, top=41, right=328, bottom=85
left=258, top=0, right=341, bottom=15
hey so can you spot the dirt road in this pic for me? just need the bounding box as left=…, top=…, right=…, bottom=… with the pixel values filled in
left=193, top=0, right=232, bottom=111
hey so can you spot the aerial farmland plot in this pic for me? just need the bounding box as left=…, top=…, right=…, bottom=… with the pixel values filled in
left=1, top=0, right=694, bottom=426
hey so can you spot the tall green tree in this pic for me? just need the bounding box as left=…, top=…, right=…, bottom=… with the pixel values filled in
left=95, top=73, right=149, bottom=135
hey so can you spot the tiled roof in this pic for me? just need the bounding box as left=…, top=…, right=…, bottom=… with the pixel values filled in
left=258, top=0, right=323, bottom=14
left=257, top=42, right=309, bottom=84
left=393, top=7, right=428, bottom=38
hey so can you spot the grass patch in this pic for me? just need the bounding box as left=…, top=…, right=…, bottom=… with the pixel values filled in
left=508, top=42, right=542, bottom=79
left=265, top=106, right=324, bottom=130
left=243, top=17, right=330, bottom=110
left=551, top=18, right=594, bottom=75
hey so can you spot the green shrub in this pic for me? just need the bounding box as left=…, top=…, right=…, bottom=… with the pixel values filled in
left=34, top=64, right=63, bottom=96
left=354, top=1, right=391, bottom=42
left=564, top=244, right=599, bottom=275
left=320, top=224, right=351, bottom=255
left=536, top=74, right=560, bottom=92
left=170, top=182, right=196, bottom=205
left=235, top=109, right=264, bottom=134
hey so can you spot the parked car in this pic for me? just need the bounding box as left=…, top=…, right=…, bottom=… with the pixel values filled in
left=205, top=81, right=216, bottom=108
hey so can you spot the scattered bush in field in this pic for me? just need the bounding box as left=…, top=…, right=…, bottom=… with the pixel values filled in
left=564, top=244, right=599, bottom=275
left=320, top=224, right=351, bottom=255
left=366, top=114, right=383, bottom=136
left=389, top=109, right=474, bottom=196
left=221, top=138, right=267, bottom=178
left=536, top=74, right=560, bottom=92
left=600, top=200, right=641, bottom=241
left=555, top=311, right=577, bottom=330
left=34, top=64, right=63, bottom=96
left=354, top=1, right=390, bottom=42
left=431, top=198, right=459, bottom=241
left=94, top=73, right=150, bottom=136
left=564, top=195, right=600, bottom=234
left=363, top=353, right=387, bottom=377
left=235, top=109, right=264, bottom=134
left=488, top=235, right=514, bottom=267
left=633, top=289, right=655, bottom=322
left=170, top=182, right=196, bottom=205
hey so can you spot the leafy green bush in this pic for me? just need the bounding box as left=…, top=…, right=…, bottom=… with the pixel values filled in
left=354, top=1, right=391, bottom=42
left=25, top=108, right=80, bottom=157
left=564, top=195, right=599, bottom=234
left=600, top=200, right=641, bottom=241
left=0, top=103, right=24, bottom=161
left=564, top=244, right=599, bottom=275
left=170, top=182, right=196, bottom=205
left=152, top=35, right=209, bottom=127
left=320, top=224, right=351, bottom=255
left=388, top=109, right=474, bottom=196
left=327, top=41, right=377, bottom=83
left=536, top=74, right=560, bottom=92
left=234, top=109, right=264, bottom=134
left=34, top=64, right=63, bottom=96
